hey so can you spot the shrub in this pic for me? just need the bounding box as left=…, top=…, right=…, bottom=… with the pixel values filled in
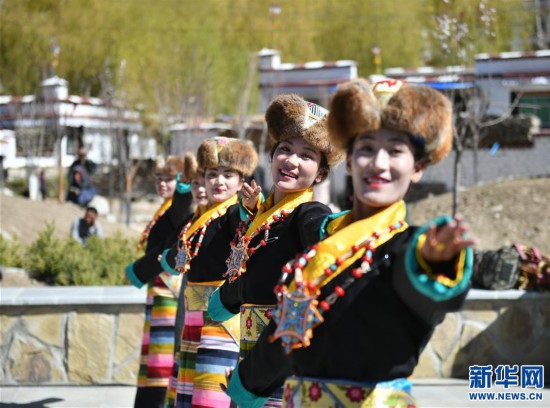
left=5, top=178, right=29, bottom=197
left=19, top=223, right=138, bottom=286
left=0, top=235, right=25, bottom=268
left=6, top=176, right=59, bottom=198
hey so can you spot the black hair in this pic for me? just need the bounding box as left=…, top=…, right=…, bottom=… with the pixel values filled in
left=85, top=206, right=98, bottom=215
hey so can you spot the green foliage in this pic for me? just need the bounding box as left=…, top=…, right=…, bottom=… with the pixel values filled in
left=13, top=223, right=138, bottom=286
left=428, top=0, right=533, bottom=66
left=5, top=176, right=59, bottom=198
left=0, top=235, right=25, bottom=268
left=5, top=178, right=29, bottom=197
left=0, top=0, right=541, bottom=118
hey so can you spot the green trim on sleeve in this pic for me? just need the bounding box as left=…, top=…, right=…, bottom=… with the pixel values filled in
left=404, top=216, right=474, bottom=302
left=319, top=210, right=349, bottom=240
left=207, top=287, right=238, bottom=322
left=239, top=192, right=266, bottom=221
left=176, top=172, right=191, bottom=194
left=160, top=248, right=179, bottom=276
left=226, top=366, right=269, bottom=408
left=125, top=262, right=145, bottom=288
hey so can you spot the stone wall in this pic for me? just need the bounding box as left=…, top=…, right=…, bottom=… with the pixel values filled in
left=1, top=286, right=548, bottom=385
left=0, top=286, right=146, bottom=385
left=413, top=290, right=550, bottom=382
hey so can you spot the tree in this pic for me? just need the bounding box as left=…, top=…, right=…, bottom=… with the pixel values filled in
left=432, top=0, right=534, bottom=215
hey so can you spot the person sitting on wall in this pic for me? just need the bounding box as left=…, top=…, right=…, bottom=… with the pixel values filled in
left=66, top=165, right=97, bottom=206
left=71, top=206, right=104, bottom=246
left=69, top=147, right=96, bottom=179
left=67, top=147, right=97, bottom=206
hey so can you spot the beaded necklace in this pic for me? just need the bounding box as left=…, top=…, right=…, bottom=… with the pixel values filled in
left=224, top=188, right=314, bottom=283
left=174, top=216, right=208, bottom=273
left=224, top=210, right=290, bottom=282
left=269, top=200, right=408, bottom=353
left=174, top=195, right=238, bottom=274
left=137, top=198, right=172, bottom=251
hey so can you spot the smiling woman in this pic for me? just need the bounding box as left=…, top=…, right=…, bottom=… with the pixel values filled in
left=223, top=79, right=478, bottom=408
left=349, top=130, right=424, bottom=219
left=207, top=94, right=344, bottom=407
left=270, top=137, right=328, bottom=204
left=151, top=137, right=259, bottom=408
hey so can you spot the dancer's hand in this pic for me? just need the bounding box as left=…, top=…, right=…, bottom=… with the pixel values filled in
left=420, top=215, right=478, bottom=263
left=242, top=179, right=262, bottom=211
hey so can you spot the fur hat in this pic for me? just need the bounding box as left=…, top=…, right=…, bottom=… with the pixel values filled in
left=382, top=84, right=453, bottom=164
left=328, top=78, right=453, bottom=165
left=371, top=79, right=405, bottom=106
left=155, top=155, right=184, bottom=177
left=197, top=136, right=258, bottom=177
left=327, top=79, right=380, bottom=150
left=266, top=94, right=344, bottom=167
left=180, top=152, right=201, bottom=183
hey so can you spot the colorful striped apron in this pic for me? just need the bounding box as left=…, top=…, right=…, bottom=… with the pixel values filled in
left=167, top=281, right=240, bottom=408
left=283, top=376, right=417, bottom=408
left=138, top=272, right=182, bottom=388
left=240, top=304, right=283, bottom=408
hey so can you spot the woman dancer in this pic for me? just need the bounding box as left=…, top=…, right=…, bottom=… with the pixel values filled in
left=159, top=137, right=258, bottom=408
left=208, top=94, right=344, bottom=407
left=127, top=155, right=196, bottom=408
left=225, top=80, right=478, bottom=407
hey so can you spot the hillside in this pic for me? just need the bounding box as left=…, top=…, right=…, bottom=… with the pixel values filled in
left=407, top=177, right=550, bottom=254
left=0, top=193, right=146, bottom=246
left=1, top=176, right=549, bottom=256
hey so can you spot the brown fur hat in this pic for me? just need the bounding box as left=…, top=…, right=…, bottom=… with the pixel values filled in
left=266, top=94, right=344, bottom=167
left=154, top=155, right=184, bottom=177
left=197, top=136, right=258, bottom=177
left=327, top=78, right=381, bottom=149
left=382, top=84, right=453, bottom=164
left=179, top=152, right=202, bottom=183
left=328, top=78, right=453, bottom=165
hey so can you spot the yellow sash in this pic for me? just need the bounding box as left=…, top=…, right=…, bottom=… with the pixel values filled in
left=290, top=200, right=408, bottom=291
left=243, top=188, right=314, bottom=240
left=156, top=198, right=173, bottom=218
left=184, top=195, right=238, bottom=238
left=272, top=201, right=409, bottom=352
left=138, top=198, right=173, bottom=250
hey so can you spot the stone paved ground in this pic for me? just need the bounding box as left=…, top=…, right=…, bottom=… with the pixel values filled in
left=1, top=381, right=549, bottom=408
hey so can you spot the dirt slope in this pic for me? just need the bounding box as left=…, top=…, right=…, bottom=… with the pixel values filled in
left=0, top=193, right=141, bottom=245
left=1, top=176, right=549, bottom=254
left=407, top=177, right=550, bottom=254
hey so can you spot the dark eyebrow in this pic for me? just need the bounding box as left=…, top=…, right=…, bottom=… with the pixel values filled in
left=303, top=146, right=319, bottom=154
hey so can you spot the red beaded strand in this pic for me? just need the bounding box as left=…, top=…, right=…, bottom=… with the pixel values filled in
left=175, top=216, right=215, bottom=273
left=229, top=210, right=290, bottom=261
left=275, top=221, right=404, bottom=313
left=224, top=210, right=291, bottom=281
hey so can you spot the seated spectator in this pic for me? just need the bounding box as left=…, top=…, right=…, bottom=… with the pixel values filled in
left=66, top=165, right=96, bottom=206
left=71, top=206, right=104, bottom=246
left=69, top=147, right=96, bottom=179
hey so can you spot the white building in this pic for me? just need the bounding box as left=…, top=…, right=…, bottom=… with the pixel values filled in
left=258, top=49, right=357, bottom=111
left=382, top=50, right=550, bottom=134
left=0, top=76, right=154, bottom=170
left=475, top=50, right=550, bottom=130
